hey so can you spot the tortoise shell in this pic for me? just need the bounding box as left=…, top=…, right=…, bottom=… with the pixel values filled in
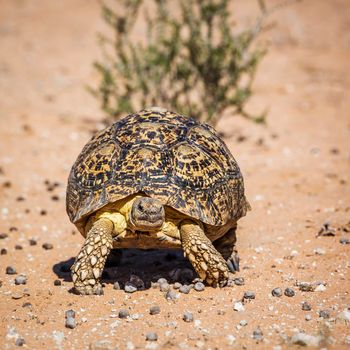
left=66, top=108, right=249, bottom=232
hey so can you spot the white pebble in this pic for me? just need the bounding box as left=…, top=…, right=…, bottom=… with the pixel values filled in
left=233, top=302, right=245, bottom=312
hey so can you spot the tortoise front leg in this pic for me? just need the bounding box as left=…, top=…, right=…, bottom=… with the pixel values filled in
left=71, top=218, right=113, bottom=295
left=180, top=220, right=229, bottom=287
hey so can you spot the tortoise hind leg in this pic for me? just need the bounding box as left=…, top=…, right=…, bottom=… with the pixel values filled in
left=213, top=224, right=240, bottom=273
left=180, top=220, right=229, bottom=287
left=71, top=217, right=113, bottom=295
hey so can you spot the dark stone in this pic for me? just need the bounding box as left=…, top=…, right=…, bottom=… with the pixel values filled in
left=42, top=243, right=53, bottom=250
left=284, top=287, right=295, bottom=297
left=6, top=266, right=17, bottom=275
left=149, top=305, right=161, bottom=315
left=271, top=287, right=282, bottom=297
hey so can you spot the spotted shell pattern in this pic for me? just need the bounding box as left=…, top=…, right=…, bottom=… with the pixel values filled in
left=66, top=108, right=249, bottom=231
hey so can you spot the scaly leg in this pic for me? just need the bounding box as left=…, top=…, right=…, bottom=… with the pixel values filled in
left=71, top=218, right=113, bottom=295
left=180, top=220, right=229, bottom=287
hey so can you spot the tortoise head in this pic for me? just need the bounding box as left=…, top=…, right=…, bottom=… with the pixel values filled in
left=129, top=197, right=165, bottom=231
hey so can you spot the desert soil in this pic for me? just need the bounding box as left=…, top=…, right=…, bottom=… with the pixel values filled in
left=0, top=0, right=349, bottom=349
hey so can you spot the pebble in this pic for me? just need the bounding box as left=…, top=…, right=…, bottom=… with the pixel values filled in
left=194, top=282, right=205, bottom=292
left=165, top=290, right=178, bottom=301
left=42, top=243, right=53, bottom=250
left=291, top=333, right=322, bottom=347
left=315, top=284, right=326, bottom=292
left=29, top=239, right=37, bottom=246
left=1, top=248, right=7, bottom=255
left=239, top=320, right=248, bottom=326
left=233, top=302, right=245, bottom=312
left=314, top=248, right=325, bottom=255
left=112, top=281, right=120, bottom=290
left=284, top=287, right=295, bottom=297
left=252, top=328, right=263, bottom=341
left=301, top=301, right=312, bottom=311
left=65, top=309, right=76, bottom=319
left=89, top=340, right=116, bottom=350
left=183, top=311, right=194, bottom=322
left=160, top=282, right=170, bottom=292
left=233, top=277, right=245, bottom=286
left=54, top=279, right=62, bottom=286
left=118, top=309, right=129, bottom=319
left=15, top=338, right=25, bottom=346
left=124, top=282, right=137, bottom=293
left=6, top=266, right=17, bottom=275
left=0, top=233, right=8, bottom=239
left=22, top=302, right=32, bottom=308
left=179, top=285, right=192, bottom=294
left=337, top=309, right=350, bottom=323
left=65, top=317, right=76, bottom=329
left=298, top=282, right=315, bottom=292
left=271, top=287, right=282, bottom=297
left=145, top=332, right=158, bottom=341
left=318, top=310, right=330, bottom=319
left=157, top=278, right=167, bottom=284
left=173, top=282, right=182, bottom=289
left=129, top=274, right=145, bottom=290
left=149, top=306, right=160, bottom=315
left=243, top=291, right=255, bottom=300
left=15, top=245, right=23, bottom=250
left=339, top=237, right=350, bottom=245
left=12, top=293, right=24, bottom=300
left=15, top=275, right=27, bottom=285
left=305, top=314, right=312, bottom=321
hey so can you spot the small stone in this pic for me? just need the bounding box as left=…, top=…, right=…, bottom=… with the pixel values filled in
left=89, top=340, right=116, bottom=350
left=15, top=275, right=27, bottom=285
left=15, top=338, right=25, bottom=346
left=226, top=335, right=236, bottom=345
left=194, top=282, right=205, bottom=292
left=165, top=290, right=178, bottom=301
left=318, top=310, right=330, bottom=319
left=183, top=311, right=193, bottom=322
left=160, top=282, right=170, bottom=292
left=314, top=247, right=325, bottom=255
left=12, top=292, right=24, bottom=299
left=22, top=302, right=32, bottom=308
left=65, top=317, right=76, bottom=329
left=271, top=287, right=282, bottom=297
left=179, top=285, right=191, bottom=294
left=29, top=239, right=37, bottom=246
left=42, top=243, right=53, bottom=250
left=118, top=309, right=129, bottom=319
left=339, top=237, right=350, bottom=245
left=129, top=274, right=145, bottom=290
left=239, top=320, right=248, bottom=326
left=217, top=309, right=225, bottom=315
left=15, top=245, right=23, bottom=250
left=1, top=248, right=7, bottom=255
left=243, top=290, right=255, bottom=300
left=157, top=278, right=167, bottom=284
left=113, top=281, right=121, bottom=290
left=124, top=282, right=137, bottom=293
left=173, top=282, right=182, bottom=289
left=146, top=332, right=158, bottom=341
left=0, top=233, right=8, bottom=239
left=233, top=302, right=245, bottom=312
left=233, top=277, right=245, bottom=286
left=54, top=279, right=62, bottom=286
left=305, top=314, right=312, bottom=321
left=301, top=301, right=312, bottom=311
left=65, top=309, right=75, bottom=319
left=252, top=328, right=263, bottom=341
left=315, top=284, right=326, bottom=292
left=149, top=306, right=160, bottom=315
left=284, top=287, right=295, bottom=297
left=291, top=333, right=322, bottom=347
left=6, top=266, right=17, bottom=275
left=337, top=309, right=350, bottom=323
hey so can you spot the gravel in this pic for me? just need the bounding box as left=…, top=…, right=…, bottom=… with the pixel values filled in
left=1, top=248, right=7, bottom=255
left=179, top=285, right=192, bottom=294
left=29, top=239, right=37, bottom=246
left=271, top=287, right=282, bottom=297
left=291, top=333, right=322, bottom=346
left=15, top=275, right=27, bottom=285
left=65, top=317, right=76, bottom=329
left=183, top=311, right=194, bottom=322
left=6, top=266, right=17, bottom=275
left=301, top=301, right=312, bottom=311
left=65, top=309, right=76, bottom=319
left=113, top=281, right=121, bottom=290
left=0, top=233, right=8, bottom=239
left=54, top=279, right=62, bottom=286
left=173, top=282, right=182, bottom=289
left=339, top=237, right=350, bottom=245
left=239, top=320, right=248, bottom=326
left=243, top=291, right=255, bottom=300
left=252, top=328, right=263, bottom=341
left=165, top=290, right=178, bottom=301
left=15, top=338, right=25, bottom=346
left=233, top=302, right=245, bottom=312
left=118, top=309, right=130, bottom=319
left=284, top=287, right=295, bottom=297
left=124, top=282, right=137, bottom=293
left=194, top=282, right=205, bottom=292
left=145, top=332, right=158, bottom=341
left=157, top=278, right=167, bottom=284
left=129, top=274, right=145, bottom=290
left=318, top=310, right=330, bottom=319
left=305, top=314, right=312, bottom=321
left=42, top=243, right=53, bottom=250
left=15, top=245, right=23, bottom=250
left=149, top=305, right=160, bottom=315
left=160, top=282, right=170, bottom=292
left=233, top=277, right=245, bottom=286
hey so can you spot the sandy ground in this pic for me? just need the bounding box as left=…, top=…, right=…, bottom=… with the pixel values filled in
left=0, top=0, right=349, bottom=349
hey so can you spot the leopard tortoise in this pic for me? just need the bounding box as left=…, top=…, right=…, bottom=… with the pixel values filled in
left=66, top=107, right=250, bottom=295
